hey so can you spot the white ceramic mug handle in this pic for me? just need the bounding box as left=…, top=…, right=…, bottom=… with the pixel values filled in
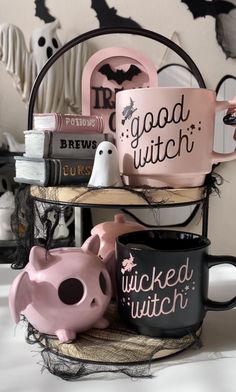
left=211, top=100, right=236, bottom=164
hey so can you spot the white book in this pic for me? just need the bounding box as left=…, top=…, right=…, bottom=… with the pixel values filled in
left=24, top=130, right=114, bottom=159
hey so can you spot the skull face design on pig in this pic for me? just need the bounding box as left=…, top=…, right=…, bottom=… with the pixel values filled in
left=9, top=235, right=113, bottom=343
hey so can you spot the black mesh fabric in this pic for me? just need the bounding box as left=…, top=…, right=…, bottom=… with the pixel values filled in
left=24, top=303, right=202, bottom=380
left=10, top=172, right=223, bottom=269
left=11, top=184, right=75, bottom=269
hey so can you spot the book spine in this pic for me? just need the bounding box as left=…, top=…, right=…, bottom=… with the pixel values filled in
left=49, top=132, right=113, bottom=159
left=43, top=114, right=104, bottom=133
left=49, top=158, right=93, bottom=186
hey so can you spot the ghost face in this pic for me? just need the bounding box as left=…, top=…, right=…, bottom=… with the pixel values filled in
left=97, top=142, right=116, bottom=162
left=30, top=20, right=62, bottom=71
left=37, top=34, right=58, bottom=59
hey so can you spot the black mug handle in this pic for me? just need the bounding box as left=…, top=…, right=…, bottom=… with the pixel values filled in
left=205, top=255, right=236, bottom=311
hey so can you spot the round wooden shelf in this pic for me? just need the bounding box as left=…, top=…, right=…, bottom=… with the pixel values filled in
left=30, top=185, right=206, bottom=208
left=26, top=303, right=201, bottom=379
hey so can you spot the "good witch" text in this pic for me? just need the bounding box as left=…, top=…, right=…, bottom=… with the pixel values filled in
left=128, top=94, right=195, bottom=169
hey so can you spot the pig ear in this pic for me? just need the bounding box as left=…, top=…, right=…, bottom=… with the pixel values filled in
left=9, top=271, right=32, bottom=323
left=81, top=235, right=100, bottom=255
left=29, top=245, right=48, bottom=270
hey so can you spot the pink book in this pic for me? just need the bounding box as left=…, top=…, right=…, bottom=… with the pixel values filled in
left=33, top=113, right=104, bottom=133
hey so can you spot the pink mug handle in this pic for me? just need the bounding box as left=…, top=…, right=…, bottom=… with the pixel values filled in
left=211, top=100, right=236, bottom=165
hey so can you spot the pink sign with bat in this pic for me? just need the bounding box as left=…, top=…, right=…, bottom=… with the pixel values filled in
left=81, top=47, right=158, bottom=135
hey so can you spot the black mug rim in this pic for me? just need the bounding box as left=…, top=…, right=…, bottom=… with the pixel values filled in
left=116, top=229, right=211, bottom=252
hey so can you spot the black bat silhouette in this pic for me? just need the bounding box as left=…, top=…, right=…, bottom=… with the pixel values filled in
left=34, top=0, right=56, bottom=23
left=98, top=64, right=142, bottom=85
left=181, top=0, right=235, bottom=18
left=91, top=0, right=142, bottom=28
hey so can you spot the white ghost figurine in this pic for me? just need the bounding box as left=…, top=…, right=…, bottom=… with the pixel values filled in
left=0, top=191, right=15, bottom=240
left=88, top=141, right=123, bottom=187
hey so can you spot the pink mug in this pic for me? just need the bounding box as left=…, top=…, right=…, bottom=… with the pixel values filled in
left=116, top=87, right=236, bottom=188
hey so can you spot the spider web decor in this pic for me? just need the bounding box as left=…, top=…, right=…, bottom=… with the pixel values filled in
left=24, top=303, right=202, bottom=380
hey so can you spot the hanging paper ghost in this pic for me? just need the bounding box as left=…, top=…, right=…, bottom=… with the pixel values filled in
left=88, top=141, right=123, bottom=187
left=9, top=235, right=113, bottom=343
left=0, top=21, right=89, bottom=113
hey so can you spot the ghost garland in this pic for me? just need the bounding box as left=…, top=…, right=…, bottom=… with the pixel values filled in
left=0, top=20, right=89, bottom=113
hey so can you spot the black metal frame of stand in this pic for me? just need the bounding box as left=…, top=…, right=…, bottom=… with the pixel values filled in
left=24, top=26, right=209, bottom=259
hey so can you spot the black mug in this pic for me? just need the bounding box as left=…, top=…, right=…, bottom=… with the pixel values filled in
left=116, top=230, right=236, bottom=338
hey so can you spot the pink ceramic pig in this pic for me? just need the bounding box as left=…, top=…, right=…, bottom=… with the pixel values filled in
left=91, top=213, right=145, bottom=292
left=9, top=235, right=113, bottom=343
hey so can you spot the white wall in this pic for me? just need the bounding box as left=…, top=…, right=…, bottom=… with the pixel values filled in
left=0, top=0, right=235, bottom=255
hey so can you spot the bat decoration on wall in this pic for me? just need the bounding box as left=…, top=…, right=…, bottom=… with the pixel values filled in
left=91, top=0, right=142, bottom=28
left=181, top=0, right=236, bottom=58
left=98, top=64, right=142, bottom=85
left=34, top=0, right=56, bottom=23
left=181, top=0, right=235, bottom=18
left=215, top=0, right=236, bottom=58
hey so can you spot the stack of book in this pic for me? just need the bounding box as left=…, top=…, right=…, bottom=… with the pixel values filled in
left=14, top=113, right=113, bottom=186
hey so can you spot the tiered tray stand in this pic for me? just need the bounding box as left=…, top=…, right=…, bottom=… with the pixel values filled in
left=30, top=183, right=209, bottom=238
left=20, top=26, right=211, bottom=378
